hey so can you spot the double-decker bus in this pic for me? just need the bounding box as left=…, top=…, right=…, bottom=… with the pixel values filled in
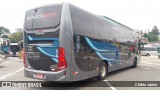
left=23, top=3, right=142, bottom=81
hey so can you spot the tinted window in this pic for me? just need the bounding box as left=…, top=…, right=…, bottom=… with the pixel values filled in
left=3, top=40, right=10, bottom=46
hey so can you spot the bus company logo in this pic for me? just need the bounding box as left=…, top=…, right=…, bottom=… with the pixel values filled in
left=35, top=30, right=44, bottom=35
left=2, top=82, right=12, bottom=87
left=26, top=12, right=57, bottom=20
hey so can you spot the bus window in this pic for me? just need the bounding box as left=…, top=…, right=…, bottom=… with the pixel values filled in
left=3, top=41, right=7, bottom=46
left=6, top=40, right=10, bottom=46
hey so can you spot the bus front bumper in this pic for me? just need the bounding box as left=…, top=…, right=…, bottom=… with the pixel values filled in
left=24, top=68, right=66, bottom=81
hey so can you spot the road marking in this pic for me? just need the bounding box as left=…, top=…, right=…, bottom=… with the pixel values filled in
left=0, top=67, right=24, bottom=80
left=141, top=62, right=160, bottom=66
left=104, top=79, right=117, bottom=90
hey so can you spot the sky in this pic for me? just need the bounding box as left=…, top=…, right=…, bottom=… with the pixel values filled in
left=0, top=0, right=160, bottom=33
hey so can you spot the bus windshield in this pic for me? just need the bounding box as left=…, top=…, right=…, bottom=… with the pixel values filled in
left=143, top=47, right=157, bottom=51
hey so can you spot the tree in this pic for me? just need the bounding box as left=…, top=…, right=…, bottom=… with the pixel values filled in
left=8, top=28, right=23, bottom=43
left=2, top=35, right=9, bottom=38
left=0, top=26, right=10, bottom=37
left=143, top=33, right=148, bottom=38
left=152, top=26, right=159, bottom=35
left=147, top=32, right=158, bottom=42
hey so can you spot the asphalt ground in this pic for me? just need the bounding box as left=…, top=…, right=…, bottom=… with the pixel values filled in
left=0, top=56, right=160, bottom=90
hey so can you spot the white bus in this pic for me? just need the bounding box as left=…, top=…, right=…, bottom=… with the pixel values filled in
left=141, top=45, right=158, bottom=56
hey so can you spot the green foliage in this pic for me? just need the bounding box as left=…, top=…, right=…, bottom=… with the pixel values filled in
left=0, top=26, right=10, bottom=37
left=143, top=33, right=148, bottom=38
left=8, top=28, right=23, bottom=43
left=152, top=26, right=159, bottom=35
left=147, top=32, right=158, bottom=42
left=142, top=26, right=159, bottom=42
left=2, top=35, right=9, bottom=38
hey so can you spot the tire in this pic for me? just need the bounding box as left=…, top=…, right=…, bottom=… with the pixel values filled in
left=132, top=58, right=137, bottom=68
left=146, top=53, right=150, bottom=56
left=97, top=62, right=107, bottom=80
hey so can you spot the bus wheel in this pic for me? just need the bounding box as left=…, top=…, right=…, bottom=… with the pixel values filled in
left=132, top=58, right=137, bottom=68
left=146, top=53, right=150, bottom=56
left=97, top=62, right=107, bottom=80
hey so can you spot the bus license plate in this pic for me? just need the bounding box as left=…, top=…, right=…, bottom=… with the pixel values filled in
left=34, top=73, right=45, bottom=79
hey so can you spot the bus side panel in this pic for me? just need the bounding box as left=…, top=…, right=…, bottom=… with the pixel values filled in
left=59, top=3, right=98, bottom=81
left=69, top=4, right=98, bottom=81
left=69, top=4, right=119, bottom=78
left=58, top=3, right=74, bottom=81
left=69, top=4, right=139, bottom=78
left=69, top=4, right=120, bottom=80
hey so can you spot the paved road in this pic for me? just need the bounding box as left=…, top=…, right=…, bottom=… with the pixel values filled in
left=0, top=56, right=160, bottom=90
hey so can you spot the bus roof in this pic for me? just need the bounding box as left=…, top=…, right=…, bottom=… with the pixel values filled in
left=100, top=16, right=134, bottom=31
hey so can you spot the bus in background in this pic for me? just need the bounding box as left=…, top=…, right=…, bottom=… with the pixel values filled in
left=0, top=38, right=10, bottom=58
left=141, top=45, right=158, bottom=56
left=0, top=38, right=8, bottom=63
left=23, top=3, right=142, bottom=81
left=10, top=43, right=19, bottom=57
